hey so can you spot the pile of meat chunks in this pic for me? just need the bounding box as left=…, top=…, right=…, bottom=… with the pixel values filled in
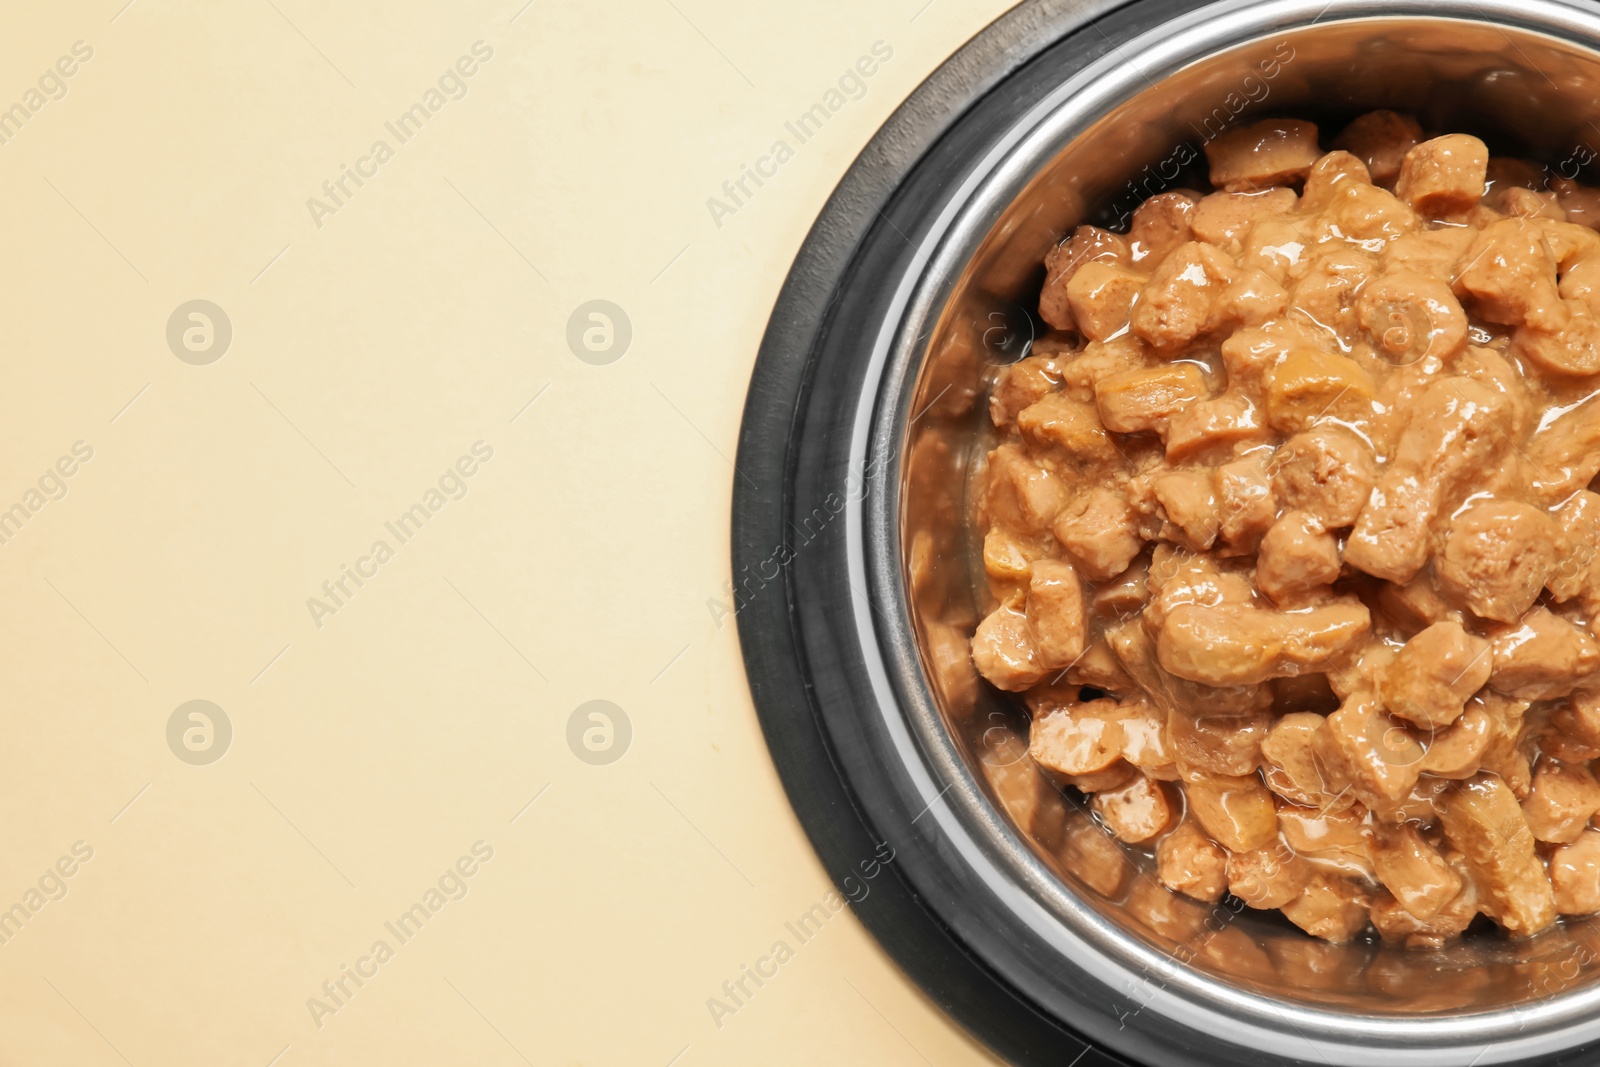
left=971, top=110, right=1600, bottom=944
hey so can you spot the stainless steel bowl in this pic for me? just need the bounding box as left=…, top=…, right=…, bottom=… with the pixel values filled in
left=880, top=1, right=1600, bottom=1063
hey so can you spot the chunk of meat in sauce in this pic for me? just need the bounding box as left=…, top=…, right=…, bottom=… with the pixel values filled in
left=1439, top=772, right=1557, bottom=936
left=1261, top=712, right=1349, bottom=809
left=1092, top=773, right=1174, bottom=843
left=1028, top=699, right=1127, bottom=776
left=1549, top=491, right=1600, bottom=609
left=983, top=443, right=1067, bottom=536
left=1205, top=118, right=1322, bottom=193
left=1379, top=620, right=1493, bottom=729
left=1156, top=820, right=1228, bottom=903
left=1395, top=134, right=1489, bottom=215
left=1228, top=842, right=1313, bottom=910
left=1096, top=363, right=1209, bottom=435
left=1434, top=501, right=1556, bottom=623
left=1262, top=348, right=1375, bottom=433
left=1067, top=262, right=1147, bottom=342
left=1185, top=774, right=1278, bottom=852
left=1344, top=377, right=1511, bottom=584
left=1270, top=425, right=1375, bottom=529
left=1016, top=393, right=1122, bottom=469
left=1550, top=831, right=1600, bottom=915
left=1313, top=693, right=1425, bottom=811
left=1369, top=823, right=1463, bottom=921
left=1489, top=606, right=1600, bottom=701
left=972, top=598, right=1046, bottom=691
left=1280, top=875, right=1371, bottom=942
left=1332, top=110, right=1423, bottom=187
left=1052, top=487, right=1143, bottom=582
left=1255, top=510, right=1341, bottom=604
left=1521, top=759, right=1600, bottom=844
left=1025, top=559, right=1087, bottom=670
left=1157, top=597, right=1371, bottom=686
left=1040, top=226, right=1128, bottom=332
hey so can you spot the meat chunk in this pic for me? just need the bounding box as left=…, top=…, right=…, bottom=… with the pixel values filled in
left=1332, top=110, right=1423, bottom=187
left=1369, top=857, right=1481, bottom=947
left=1151, top=469, right=1220, bottom=551
left=1016, top=393, right=1121, bottom=468
left=1052, top=488, right=1143, bottom=581
left=1164, top=389, right=1271, bottom=461
left=1356, top=270, right=1469, bottom=365
left=982, top=526, right=1044, bottom=591
left=1205, top=118, right=1322, bottom=191
left=1228, top=843, right=1313, bottom=910
left=1191, top=187, right=1299, bottom=252
left=1059, top=817, right=1131, bottom=898
left=1488, top=606, right=1600, bottom=700
left=1368, top=824, right=1462, bottom=921
left=1379, top=620, right=1493, bottom=729
left=1440, top=773, right=1557, bottom=935
left=1255, top=510, right=1341, bottom=604
left=1521, top=759, right=1600, bottom=844
left=1212, top=454, right=1278, bottom=553
left=1419, top=702, right=1494, bottom=778
left=1029, top=700, right=1126, bottom=776
left=990, top=350, right=1069, bottom=427
left=1531, top=393, right=1600, bottom=502
left=1091, top=773, right=1174, bottom=843
left=1269, top=425, right=1376, bottom=529
left=1395, top=134, right=1490, bottom=215
left=1279, top=804, right=1373, bottom=878
left=1167, top=707, right=1270, bottom=778
left=1067, top=261, right=1147, bottom=342
left=1185, top=774, right=1278, bottom=852
left=1129, top=242, right=1238, bottom=352
left=1115, top=699, right=1178, bottom=781
left=1127, top=191, right=1199, bottom=267
left=1551, top=690, right=1600, bottom=752
left=1040, top=226, right=1128, bottom=331
left=972, top=599, right=1045, bottom=691
left=1344, top=378, right=1511, bottom=583
left=1434, top=501, right=1557, bottom=622
left=1549, top=491, right=1600, bottom=607
left=1157, top=598, right=1371, bottom=686
left=1025, top=559, right=1087, bottom=669
left=1262, top=712, right=1347, bottom=809
left=983, top=443, right=1066, bottom=535
left=1456, top=217, right=1564, bottom=329
left=1298, top=150, right=1372, bottom=215
left=1262, top=348, right=1375, bottom=433
left=1156, top=820, right=1227, bottom=902
left=1095, top=363, right=1208, bottom=435
left=1550, top=830, right=1600, bottom=914
left=1313, top=694, right=1425, bottom=810
left=1280, top=875, right=1371, bottom=942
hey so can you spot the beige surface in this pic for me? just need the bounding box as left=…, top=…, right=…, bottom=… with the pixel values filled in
left=0, top=1, right=1013, bottom=1064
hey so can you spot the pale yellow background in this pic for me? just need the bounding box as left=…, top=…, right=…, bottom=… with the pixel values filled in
left=0, top=1, right=1015, bottom=1064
